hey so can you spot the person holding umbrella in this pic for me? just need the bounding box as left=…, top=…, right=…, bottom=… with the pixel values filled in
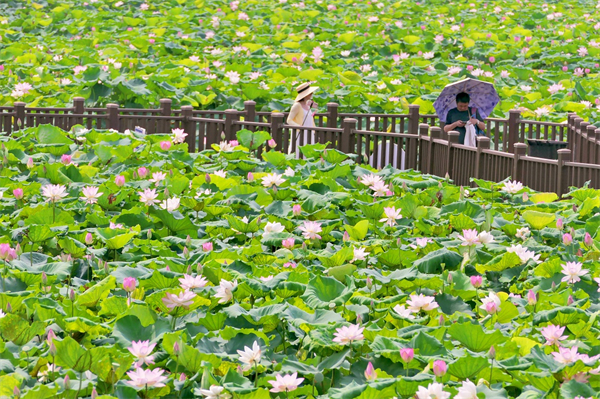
left=444, top=92, right=486, bottom=145
left=433, top=78, right=500, bottom=147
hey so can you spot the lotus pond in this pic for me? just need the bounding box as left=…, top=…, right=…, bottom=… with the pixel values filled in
left=3, top=0, right=600, bottom=121
left=0, top=124, right=598, bottom=398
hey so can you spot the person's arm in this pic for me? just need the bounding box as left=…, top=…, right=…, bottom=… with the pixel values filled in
left=444, top=120, right=465, bottom=132
left=287, top=103, right=301, bottom=126
left=471, top=111, right=485, bottom=131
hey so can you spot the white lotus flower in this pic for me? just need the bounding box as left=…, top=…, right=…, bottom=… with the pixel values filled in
left=406, top=294, right=439, bottom=312
left=393, top=304, right=415, bottom=320
left=214, top=279, right=238, bottom=303
left=198, top=385, right=231, bottom=399
left=501, top=180, right=523, bottom=194
left=237, top=341, right=261, bottom=370
left=507, top=244, right=541, bottom=264
left=263, top=222, right=285, bottom=235
left=179, top=274, right=208, bottom=290
left=160, top=197, right=180, bottom=212
left=262, top=173, right=286, bottom=188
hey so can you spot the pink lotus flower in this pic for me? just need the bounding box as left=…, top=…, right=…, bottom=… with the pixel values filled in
left=85, top=232, right=93, bottom=245
left=123, top=277, right=137, bottom=293
left=61, top=154, right=72, bottom=165
left=80, top=186, right=103, bottom=205
left=299, top=221, right=322, bottom=240
left=379, top=206, right=402, bottom=227
left=268, top=372, right=304, bottom=393
left=541, top=324, right=568, bottom=346
left=561, top=261, right=588, bottom=284
left=171, top=128, right=188, bottom=144
left=138, top=188, right=159, bottom=206
left=458, top=229, right=479, bottom=246
left=562, top=233, right=573, bottom=245
left=470, top=275, right=483, bottom=288
left=527, top=290, right=537, bottom=305
left=481, top=292, right=501, bottom=314
left=0, top=244, right=17, bottom=262
left=364, top=362, right=377, bottom=381
left=202, top=242, right=213, bottom=252
left=126, top=368, right=167, bottom=388
left=214, top=279, right=237, bottom=304
left=162, top=290, right=197, bottom=310
left=115, top=175, right=125, bottom=186
left=332, top=324, right=364, bottom=345
left=400, top=348, right=414, bottom=363
left=137, top=167, right=148, bottom=178
left=406, top=294, right=439, bottom=312
left=41, top=184, right=68, bottom=203
left=160, top=141, right=172, bottom=150
left=13, top=188, right=23, bottom=200
left=551, top=346, right=580, bottom=364
left=178, top=274, right=208, bottom=290
left=432, top=360, right=447, bottom=377
left=127, top=340, right=156, bottom=367
left=282, top=238, right=295, bottom=249
left=292, top=204, right=302, bottom=216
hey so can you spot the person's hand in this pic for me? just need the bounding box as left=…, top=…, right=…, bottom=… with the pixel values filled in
left=455, top=120, right=466, bottom=127
left=309, top=100, right=318, bottom=109
left=469, top=117, right=479, bottom=126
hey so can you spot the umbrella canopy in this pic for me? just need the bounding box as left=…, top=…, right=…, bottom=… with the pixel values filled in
left=433, top=78, right=500, bottom=122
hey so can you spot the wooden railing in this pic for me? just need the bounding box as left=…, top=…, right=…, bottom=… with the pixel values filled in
left=4, top=97, right=600, bottom=195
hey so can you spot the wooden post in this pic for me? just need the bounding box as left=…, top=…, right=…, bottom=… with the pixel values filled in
left=596, top=129, right=600, bottom=166
left=567, top=113, right=577, bottom=150
left=428, top=126, right=441, bottom=175
left=586, top=125, right=596, bottom=164
left=408, top=104, right=420, bottom=135
left=447, top=131, right=460, bottom=180
left=513, top=143, right=527, bottom=183
left=270, top=113, right=284, bottom=152
left=72, top=97, right=85, bottom=129
left=557, top=149, right=571, bottom=196
left=159, top=99, right=172, bottom=133
left=327, top=102, right=339, bottom=128
left=418, top=123, right=429, bottom=172
left=224, top=109, right=239, bottom=141
left=507, top=109, right=521, bottom=153
left=181, top=106, right=195, bottom=152
left=474, top=136, right=490, bottom=181
left=341, top=118, right=357, bottom=154
left=244, top=101, right=256, bottom=131
left=107, top=103, right=119, bottom=131
left=574, top=117, right=583, bottom=162
left=14, top=102, right=26, bottom=130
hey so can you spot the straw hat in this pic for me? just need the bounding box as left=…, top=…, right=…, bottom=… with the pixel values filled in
left=294, top=82, right=319, bottom=102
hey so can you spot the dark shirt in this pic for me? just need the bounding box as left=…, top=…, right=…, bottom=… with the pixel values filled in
left=445, top=108, right=484, bottom=144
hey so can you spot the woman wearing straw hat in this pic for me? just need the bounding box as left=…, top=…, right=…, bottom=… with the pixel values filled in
left=287, top=82, right=319, bottom=156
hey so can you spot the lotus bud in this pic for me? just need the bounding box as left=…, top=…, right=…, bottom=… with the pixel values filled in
left=91, top=387, right=98, bottom=399
left=400, top=348, right=414, bottom=363
left=551, top=281, right=556, bottom=291
left=165, top=265, right=171, bottom=271
left=366, top=277, right=373, bottom=290
left=292, top=204, right=302, bottom=216
left=85, top=232, right=93, bottom=245
left=402, top=182, right=408, bottom=191
left=488, top=345, right=496, bottom=360
left=567, top=295, right=574, bottom=305
left=6, top=303, right=11, bottom=313
left=432, top=360, right=447, bottom=377
left=364, top=362, right=377, bottom=381
left=64, top=375, right=71, bottom=390
left=173, top=342, right=181, bottom=355
left=49, top=341, right=57, bottom=356
left=268, top=139, right=277, bottom=148
left=447, top=273, right=453, bottom=285
left=104, top=261, right=109, bottom=274
left=13, top=387, right=20, bottom=398
left=47, top=329, right=56, bottom=344
left=69, top=288, right=75, bottom=301
left=562, top=233, right=572, bottom=245
left=556, top=218, right=563, bottom=230
left=527, top=290, right=537, bottom=306
left=247, top=172, right=254, bottom=182
left=61, top=154, right=72, bottom=165
left=164, top=188, right=169, bottom=198
left=187, top=264, right=192, bottom=274
left=147, top=230, right=152, bottom=240
left=342, top=231, right=350, bottom=242
left=573, top=204, right=578, bottom=212
left=584, top=232, right=593, bottom=247
left=439, top=314, right=445, bottom=326
left=183, top=247, right=190, bottom=259
left=470, top=275, right=483, bottom=288
left=41, top=272, right=48, bottom=285
left=221, top=131, right=226, bottom=140
left=137, top=167, right=148, bottom=178
left=205, top=174, right=211, bottom=184
left=356, top=313, right=362, bottom=324
left=123, top=277, right=137, bottom=293
left=185, top=235, right=191, bottom=247
left=570, top=227, right=575, bottom=236
left=15, top=243, right=22, bottom=256
left=577, top=248, right=583, bottom=257
left=160, top=141, right=172, bottom=150
left=27, top=157, right=34, bottom=169
left=522, top=192, right=529, bottom=202
left=197, top=263, right=203, bottom=275
left=13, top=188, right=23, bottom=200
left=115, top=175, right=125, bottom=186
left=301, top=242, right=307, bottom=251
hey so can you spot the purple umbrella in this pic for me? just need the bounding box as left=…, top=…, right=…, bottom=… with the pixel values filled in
left=433, top=78, right=500, bottom=122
